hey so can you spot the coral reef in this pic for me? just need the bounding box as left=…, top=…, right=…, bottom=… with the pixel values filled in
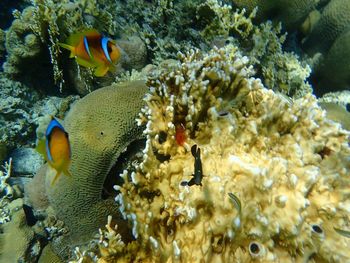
left=108, top=45, right=350, bottom=262
left=0, top=72, right=77, bottom=155
left=320, top=90, right=350, bottom=108
left=0, top=28, right=5, bottom=63
left=2, top=0, right=132, bottom=92
left=231, top=0, right=350, bottom=94
left=25, top=164, right=50, bottom=210
left=1, top=0, right=314, bottom=96
left=0, top=73, right=41, bottom=150
left=3, top=7, right=42, bottom=79
left=197, top=0, right=312, bottom=98
left=318, top=102, right=350, bottom=131
left=0, top=158, right=14, bottom=225
left=114, top=0, right=203, bottom=64
left=32, top=80, right=148, bottom=260
left=318, top=90, right=350, bottom=131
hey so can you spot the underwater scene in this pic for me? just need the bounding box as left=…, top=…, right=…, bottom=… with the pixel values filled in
left=0, top=0, right=350, bottom=262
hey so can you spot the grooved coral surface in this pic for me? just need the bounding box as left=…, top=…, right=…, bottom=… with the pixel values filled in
left=43, top=81, right=148, bottom=257
left=232, top=0, right=318, bottom=28
left=115, top=45, right=350, bottom=262
left=319, top=30, right=350, bottom=89
left=303, top=0, right=350, bottom=54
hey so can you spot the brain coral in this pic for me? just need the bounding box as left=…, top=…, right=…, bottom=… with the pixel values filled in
left=39, top=80, right=148, bottom=259
left=303, top=0, right=350, bottom=54
left=112, top=45, right=350, bottom=262
left=317, top=30, right=350, bottom=90
left=232, top=0, right=318, bottom=28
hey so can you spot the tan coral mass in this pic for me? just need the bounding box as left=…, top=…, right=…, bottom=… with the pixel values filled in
left=114, top=45, right=350, bottom=262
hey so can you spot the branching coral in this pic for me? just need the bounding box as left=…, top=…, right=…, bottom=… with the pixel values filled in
left=0, top=158, right=14, bottom=225
left=114, top=0, right=203, bottom=64
left=110, top=44, right=350, bottom=262
left=0, top=73, right=41, bottom=149
left=197, top=0, right=312, bottom=98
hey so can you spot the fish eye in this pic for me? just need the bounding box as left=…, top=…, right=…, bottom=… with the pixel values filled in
left=100, top=131, right=104, bottom=136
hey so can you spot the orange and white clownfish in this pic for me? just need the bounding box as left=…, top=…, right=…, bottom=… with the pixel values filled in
left=59, top=29, right=121, bottom=77
left=37, top=117, right=72, bottom=185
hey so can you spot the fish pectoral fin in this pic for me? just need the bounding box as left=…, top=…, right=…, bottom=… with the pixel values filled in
left=35, top=139, right=47, bottom=160
left=94, top=65, right=109, bottom=77
left=58, top=43, right=75, bottom=58
left=75, top=57, right=96, bottom=68
left=50, top=170, right=62, bottom=186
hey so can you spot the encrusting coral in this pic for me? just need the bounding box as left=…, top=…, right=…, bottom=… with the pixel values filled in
left=101, top=44, right=350, bottom=262
left=34, top=80, right=148, bottom=260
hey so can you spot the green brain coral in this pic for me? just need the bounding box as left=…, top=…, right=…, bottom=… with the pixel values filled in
left=232, top=0, right=318, bottom=28
left=38, top=80, right=148, bottom=259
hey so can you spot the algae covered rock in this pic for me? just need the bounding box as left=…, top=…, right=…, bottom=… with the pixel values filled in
left=0, top=73, right=41, bottom=150
left=0, top=199, right=40, bottom=262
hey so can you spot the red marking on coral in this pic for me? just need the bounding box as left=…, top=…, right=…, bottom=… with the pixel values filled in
left=175, top=123, right=186, bottom=146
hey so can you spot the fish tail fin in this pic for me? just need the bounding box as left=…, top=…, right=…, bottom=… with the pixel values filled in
left=94, top=65, right=109, bottom=77
left=58, top=43, right=75, bottom=58
left=50, top=171, right=62, bottom=186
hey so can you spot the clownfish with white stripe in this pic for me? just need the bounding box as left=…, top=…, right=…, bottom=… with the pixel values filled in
left=36, top=117, right=72, bottom=186
left=59, top=29, right=121, bottom=77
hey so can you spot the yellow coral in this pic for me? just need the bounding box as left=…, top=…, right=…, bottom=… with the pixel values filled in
left=113, top=45, right=350, bottom=262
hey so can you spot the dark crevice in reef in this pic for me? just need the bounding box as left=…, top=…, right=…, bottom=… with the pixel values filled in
left=102, top=139, right=146, bottom=200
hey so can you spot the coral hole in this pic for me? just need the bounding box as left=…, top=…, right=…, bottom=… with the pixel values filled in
left=311, top=224, right=323, bottom=235
left=101, top=139, right=145, bottom=200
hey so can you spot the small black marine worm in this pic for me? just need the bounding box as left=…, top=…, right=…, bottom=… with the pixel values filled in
left=181, top=144, right=203, bottom=186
